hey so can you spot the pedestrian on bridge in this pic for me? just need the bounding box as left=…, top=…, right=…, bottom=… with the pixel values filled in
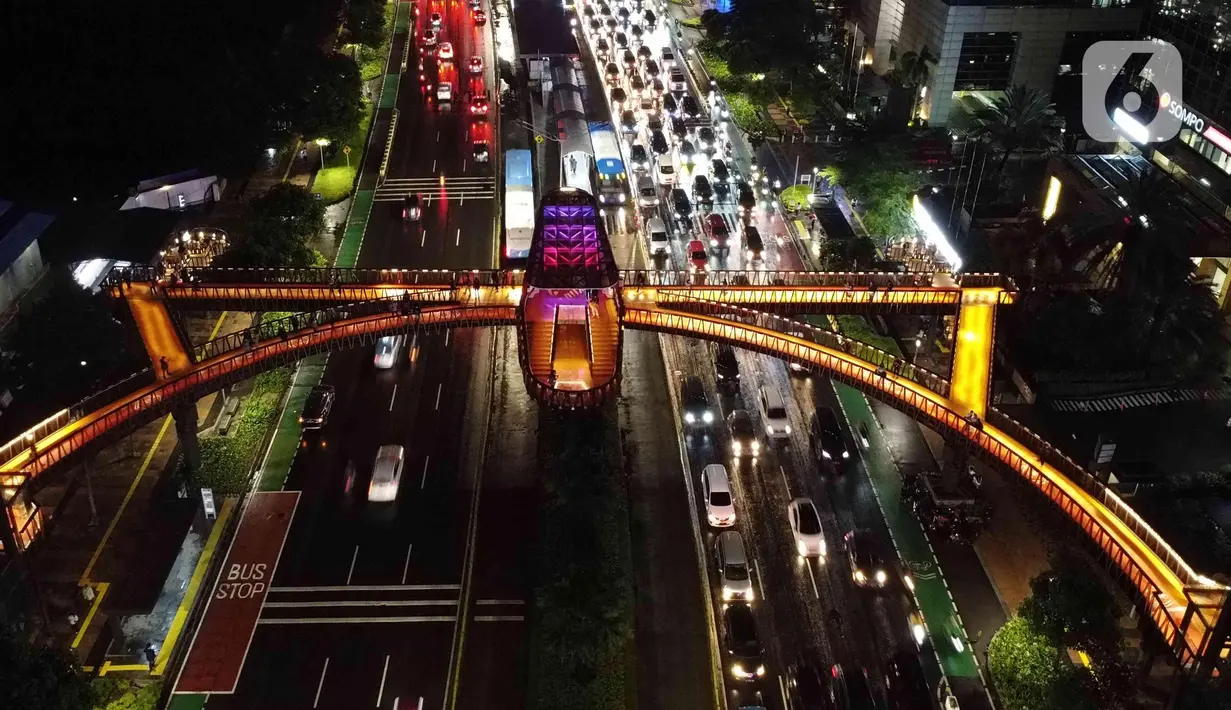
left=159, top=356, right=170, bottom=378
left=144, top=643, right=157, bottom=671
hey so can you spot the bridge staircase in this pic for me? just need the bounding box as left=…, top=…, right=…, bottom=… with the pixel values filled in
left=588, top=297, right=620, bottom=384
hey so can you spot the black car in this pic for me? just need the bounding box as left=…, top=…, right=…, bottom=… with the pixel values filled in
left=681, top=375, right=713, bottom=427
left=830, top=664, right=876, bottom=710
left=649, top=129, right=669, bottom=156
left=787, top=662, right=833, bottom=710
left=300, top=385, right=336, bottom=429
left=681, top=95, right=702, bottom=119
left=744, top=225, right=764, bottom=262
left=595, top=35, right=610, bottom=55
left=402, top=193, right=421, bottom=221
left=630, top=143, right=650, bottom=171
left=629, top=23, right=644, bottom=42
left=697, top=126, right=717, bottom=152
left=810, top=406, right=850, bottom=466
left=727, top=410, right=760, bottom=459
left=737, top=181, right=756, bottom=214
left=671, top=188, right=692, bottom=220
left=642, top=9, right=657, bottom=26
left=637, top=45, right=654, bottom=62
left=610, top=86, right=628, bottom=108
left=712, top=158, right=731, bottom=183
left=589, top=18, right=604, bottom=36
left=670, top=116, right=689, bottom=141
left=679, top=139, right=697, bottom=165
left=716, top=343, right=740, bottom=390
left=693, top=175, right=713, bottom=205
left=885, top=652, right=931, bottom=709
left=723, top=605, right=766, bottom=682
left=614, top=31, right=630, bottom=49
left=605, top=17, right=620, bottom=34
left=621, top=49, right=637, bottom=69
left=643, top=58, right=660, bottom=78
left=844, top=529, right=889, bottom=588
left=616, top=7, right=631, bottom=23
left=662, top=93, right=679, bottom=116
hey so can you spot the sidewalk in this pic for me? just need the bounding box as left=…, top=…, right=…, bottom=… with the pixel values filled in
left=29, top=312, right=251, bottom=671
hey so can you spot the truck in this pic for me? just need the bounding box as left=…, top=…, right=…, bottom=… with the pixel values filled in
left=504, top=149, right=535, bottom=261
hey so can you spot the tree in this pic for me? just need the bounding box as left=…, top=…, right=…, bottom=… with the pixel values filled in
left=891, top=49, right=934, bottom=121
left=344, top=0, right=387, bottom=48
left=1018, top=552, right=1121, bottom=654
left=820, top=136, right=922, bottom=242
left=235, top=183, right=324, bottom=267
left=2, top=269, right=142, bottom=412
left=987, top=617, right=1095, bottom=710
left=276, top=50, right=363, bottom=144
left=0, top=627, right=97, bottom=710
left=972, top=85, right=1065, bottom=175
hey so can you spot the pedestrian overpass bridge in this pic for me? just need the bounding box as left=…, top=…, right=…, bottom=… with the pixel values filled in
left=0, top=192, right=1224, bottom=672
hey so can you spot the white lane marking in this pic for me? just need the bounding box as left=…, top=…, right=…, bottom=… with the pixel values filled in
left=347, top=546, right=359, bottom=585
left=436, top=130, right=441, bottom=142
left=753, top=558, right=766, bottom=602
left=420, top=230, right=426, bottom=247
left=462, top=158, right=467, bottom=172
left=390, top=384, right=399, bottom=411
left=393, top=698, right=399, bottom=710
left=376, top=655, right=390, bottom=707
left=421, top=455, right=431, bottom=489
left=455, top=227, right=461, bottom=246
left=432, top=158, right=437, bottom=172
left=779, top=465, right=789, bottom=496
left=804, top=558, right=820, bottom=599
left=475, top=599, right=525, bottom=605
left=265, top=599, right=458, bottom=608
left=402, top=543, right=414, bottom=585
left=314, top=658, right=330, bottom=708
left=271, top=584, right=460, bottom=593
left=418, top=697, right=424, bottom=710
left=445, top=330, right=450, bottom=347
left=473, top=615, right=525, bottom=622
left=435, top=382, right=442, bottom=409
left=460, top=194, right=465, bottom=206
left=777, top=674, right=788, bottom=710
left=258, top=616, right=456, bottom=625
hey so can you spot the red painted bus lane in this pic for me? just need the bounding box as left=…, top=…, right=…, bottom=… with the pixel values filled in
left=173, top=491, right=299, bottom=694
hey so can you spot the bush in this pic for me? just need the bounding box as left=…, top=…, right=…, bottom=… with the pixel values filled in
left=835, top=316, right=902, bottom=356
left=193, top=368, right=291, bottom=494
left=92, top=678, right=161, bottom=710
left=988, top=617, right=1094, bottom=710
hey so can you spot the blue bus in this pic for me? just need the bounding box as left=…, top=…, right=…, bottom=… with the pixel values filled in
left=504, top=150, right=535, bottom=260
left=588, top=121, right=627, bottom=205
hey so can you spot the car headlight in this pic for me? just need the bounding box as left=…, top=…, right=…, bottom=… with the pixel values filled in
left=912, top=623, right=927, bottom=647
left=842, top=450, right=850, bottom=459
left=703, top=411, right=713, bottom=424
left=745, top=589, right=754, bottom=602
left=684, top=412, right=695, bottom=424
left=797, top=540, right=808, bottom=557
left=876, top=570, right=887, bottom=585
left=722, top=587, right=734, bottom=601
left=732, top=440, right=741, bottom=454
left=709, top=239, right=717, bottom=246
left=717, top=373, right=724, bottom=380
left=784, top=425, right=791, bottom=435
left=600, top=194, right=607, bottom=203
left=756, top=665, right=766, bottom=677
left=822, top=449, right=831, bottom=459
left=855, top=570, right=866, bottom=583
left=732, top=663, right=745, bottom=677
left=751, top=440, right=760, bottom=452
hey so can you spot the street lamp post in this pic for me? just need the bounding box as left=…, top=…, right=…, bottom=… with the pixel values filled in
left=315, top=138, right=330, bottom=171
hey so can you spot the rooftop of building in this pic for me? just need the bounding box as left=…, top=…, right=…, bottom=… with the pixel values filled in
left=526, top=189, right=619, bottom=289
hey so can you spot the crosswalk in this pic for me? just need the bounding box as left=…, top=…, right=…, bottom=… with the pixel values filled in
left=375, top=176, right=496, bottom=203
left=1051, top=387, right=1231, bottom=412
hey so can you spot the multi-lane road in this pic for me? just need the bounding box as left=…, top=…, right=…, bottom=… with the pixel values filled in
left=198, top=0, right=981, bottom=708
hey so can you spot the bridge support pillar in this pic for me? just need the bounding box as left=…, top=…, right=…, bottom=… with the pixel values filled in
left=174, top=402, right=201, bottom=483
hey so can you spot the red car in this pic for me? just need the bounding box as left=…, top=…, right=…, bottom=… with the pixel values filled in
left=704, top=213, right=730, bottom=251
left=469, top=56, right=484, bottom=75
left=437, top=42, right=454, bottom=62
left=468, top=94, right=489, bottom=116
left=688, top=239, right=708, bottom=270
left=472, top=9, right=487, bottom=24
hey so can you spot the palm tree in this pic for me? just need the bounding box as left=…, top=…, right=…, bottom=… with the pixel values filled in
left=892, top=49, right=934, bottom=120
left=972, top=85, right=1065, bottom=175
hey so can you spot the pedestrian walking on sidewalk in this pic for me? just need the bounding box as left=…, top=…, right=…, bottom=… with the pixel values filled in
left=143, top=643, right=157, bottom=671
left=159, top=356, right=170, bottom=377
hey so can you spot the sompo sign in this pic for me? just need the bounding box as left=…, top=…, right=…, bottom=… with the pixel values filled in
left=1161, top=93, right=1206, bottom=132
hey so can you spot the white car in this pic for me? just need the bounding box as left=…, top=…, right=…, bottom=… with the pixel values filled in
left=374, top=335, right=405, bottom=369
left=701, top=464, right=735, bottom=527
left=656, top=154, right=676, bottom=186
left=368, top=445, right=405, bottom=503
left=788, top=498, right=825, bottom=558
left=716, top=531, right=754, bottom=602
left=758, top=385, right=791, bottom=441
left=430, top=11, right=442, bottom=27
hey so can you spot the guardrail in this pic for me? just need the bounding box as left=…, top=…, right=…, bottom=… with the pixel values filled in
left=618, top=269, right=1015, bottom=291
left=107, top=265, right=528, bottom=287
